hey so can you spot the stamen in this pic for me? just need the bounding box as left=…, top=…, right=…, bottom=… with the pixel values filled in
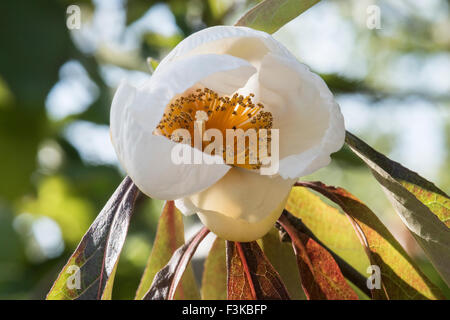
left=155, top=88, right=273, bottom=169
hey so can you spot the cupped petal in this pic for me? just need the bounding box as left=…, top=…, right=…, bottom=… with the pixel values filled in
left=135, top=53, right=257, bottom=129
left=110, top=54, right=256, bottom=200
left=238, top=53, right=345, bottom=179
left=197, top=195, right=288, bottom=242
left=175, top=167, right=296, bottom=241
left=155, top=26, right=295, bottom=75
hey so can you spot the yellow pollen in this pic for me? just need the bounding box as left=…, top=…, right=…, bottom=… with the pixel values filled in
left=155, top=88, right=273, bottom=169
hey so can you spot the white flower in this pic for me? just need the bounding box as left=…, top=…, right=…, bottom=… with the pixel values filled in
left=110, top=26, right=345, bottom=242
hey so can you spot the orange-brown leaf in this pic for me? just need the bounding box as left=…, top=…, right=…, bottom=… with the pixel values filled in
left=278, top=214, right=358, bottom=300
left=298, top=181, right=444, bottom=300
left=226, top=241, right=290, bottom=300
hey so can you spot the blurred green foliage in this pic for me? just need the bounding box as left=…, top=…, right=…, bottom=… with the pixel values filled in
left=0, top=0, right=448, bottom=299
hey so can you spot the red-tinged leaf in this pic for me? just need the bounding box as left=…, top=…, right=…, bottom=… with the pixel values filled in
left=226, top=241, right=290, bottom=300
left=298, top=181, right=445, bottom=300
left=346, top=131, right=450, bottom=285
left=143, top=227, right=210, bottom=300
left=46, top=177, right=139, bottom=300
left=278, top=214, right=358, bottom=300
left=279, top=211, right=370, bottom=298
left=135, top=201, right=199, bottom=300
left=201, top=237, right=227, bottom=300
left=286, top=187, right=370, bottom=279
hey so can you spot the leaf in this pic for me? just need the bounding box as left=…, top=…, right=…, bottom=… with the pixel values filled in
left=201, top=237, right=227, bottom=300
left=143, top=227, right=209, bottom=300
left=46, top=177, right=140, bottom=300
left=135, top=201, right=200, bottom=300
left=286, top=187, right=370, bottom=276
left=260, top=228, right=306, bottom=299
left=235, top=0, right=320, bottom=34
left=278, top=213, right=359, bottom=300
left=345, top=131, right=450, bottom=286
left=226, top=241, right=290, bottom=300
left=146, top=57, right=160, bottom=74
left=298, top=181, right=445, bottom=300
left=280, top=210, right=371, bottom=298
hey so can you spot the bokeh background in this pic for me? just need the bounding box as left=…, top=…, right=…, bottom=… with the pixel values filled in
left=0, top=0, right=448, bottom=299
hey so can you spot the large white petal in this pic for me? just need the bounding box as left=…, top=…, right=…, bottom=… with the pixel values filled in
left=175, top=167, right=295, bottom=241
left=135, top=53, right=257, bottom=129
left=110, top=54, right=256, bottom=200
left=238, top=53, right=345, bottom=179
left=155, top=26, right=295, bottom=74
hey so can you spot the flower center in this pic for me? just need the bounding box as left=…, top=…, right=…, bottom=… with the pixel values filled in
left=155, top=88, right=273, bottom=169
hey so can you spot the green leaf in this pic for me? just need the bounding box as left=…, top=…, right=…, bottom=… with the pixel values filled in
left=260, top=228, right=306, bottom=299
left=101, top=265, right=118, bottom=300
left=201, top=237, right=227, bottom=300
left=298, top=182, right=445, bottom=300
left=135, top=201, right=200, bottom=300
left=143, top=227, right=209, bottom=300
left=146, top=57, right=160, bottom=74
left=345, top=131, right=450, bottom=286
left=235, top=0, right=320, bottom=34
left=46, top=177, right=139, bottom=300
left=226, top=241, right=290, bottom=300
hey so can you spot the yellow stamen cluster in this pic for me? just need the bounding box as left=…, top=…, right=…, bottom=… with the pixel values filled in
left=155, top=88, right=273, bottom=170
